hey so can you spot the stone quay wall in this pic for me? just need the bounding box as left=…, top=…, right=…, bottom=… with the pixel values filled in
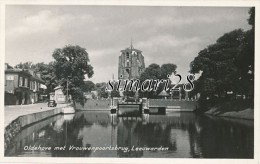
left=75, top=99, right=198, bottom=111
left=4, top=105, right=71, bottom=151
left=148, top=99, right=199, bottom=111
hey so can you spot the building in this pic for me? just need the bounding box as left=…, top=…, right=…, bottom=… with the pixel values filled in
left=83, top=91, right=99, bottom=100
left=27, top=69, right=46, bottom=103
left=84, top=92, right=93, bottom=100
left=118, top=42, right=145, bottom=80
left=4, top=63, right=45, bottom=105
left=53, top=86, right=66, bottom=104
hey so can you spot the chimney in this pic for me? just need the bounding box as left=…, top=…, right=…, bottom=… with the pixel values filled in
left=28, top=69, right=34, bottom=76
left=5, top=63, right=13, bottom=70
left=36, top=73, right=41, bottom=79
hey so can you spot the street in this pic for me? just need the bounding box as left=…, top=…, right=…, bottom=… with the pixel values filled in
left=4, top=103, right=69, bottom=127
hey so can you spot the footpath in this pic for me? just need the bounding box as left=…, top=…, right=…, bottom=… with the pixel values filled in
left=5, top=103, right=69, bottom=127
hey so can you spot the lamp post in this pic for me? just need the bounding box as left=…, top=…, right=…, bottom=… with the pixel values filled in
left=179, top=87, right=181, bottom=100
left=66, top=76, right=71, bottom=103
left=67, top=78, right=69, bottom=103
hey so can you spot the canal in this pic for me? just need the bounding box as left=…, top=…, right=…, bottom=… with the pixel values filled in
left=5, top=111, right=253, bottom=158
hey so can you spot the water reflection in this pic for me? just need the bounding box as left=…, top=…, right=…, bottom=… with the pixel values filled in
left=5, top=111, right=253, bottom=158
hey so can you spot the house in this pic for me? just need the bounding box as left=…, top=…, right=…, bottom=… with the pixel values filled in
left=83, top=91, right=99, bottom=100
left=158, top=90, right=170, bottom=99
left=49, top=92, right=55, bottom=100
left=91, top=91, right=98, bottom=99
left=27, top=69, right=46, bottom=103
left=84, top=92, right=93, bottom=99
left=4, top=63, right=46, bottom=105
left=53, top=86, right=66, bottom=104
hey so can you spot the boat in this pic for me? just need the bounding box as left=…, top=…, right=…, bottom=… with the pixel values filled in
left=62, top=105, right=75, bottom=114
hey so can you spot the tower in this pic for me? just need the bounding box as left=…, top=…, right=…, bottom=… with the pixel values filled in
left=118, top=42, right=145, bottom=80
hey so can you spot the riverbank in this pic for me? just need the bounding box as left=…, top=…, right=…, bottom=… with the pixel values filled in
left=205, top=100, right=254, bottom=120
left=4, top=103, right=73, bottom=151
left=5, top=103, right=70, bottom=127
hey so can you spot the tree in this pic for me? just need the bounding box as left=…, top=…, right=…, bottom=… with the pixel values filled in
left=160, top=63, right=177, bottom=78
left=43, top=62, right=58, bottom=94
left=190, top=29, right=245, bottom=99
left=83, top=80, right=96, bottom=92
left=52, top=45, right=94, bottom=105
left=33, top=62, right=58, bottom=95
left=235, top=7, right=254, bottom=99
left=14, top=62, right=33, bottom=69
left=14, top=61, right=58, bottom=95
left=190, top=8, right=255, bottom=100
left=95, top=82, right=108, bottom=99
left=139, top=63, right=177, bottom=98
left=111, top=89, right=120, bottom=98
left=248, top=7, right=255, bottom=29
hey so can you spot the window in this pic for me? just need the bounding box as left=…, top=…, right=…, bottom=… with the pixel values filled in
left=126, top=69, right=130, bottom=74
left=19, top=77, right=23, bottom=86
left=126, top=52, right=129, bottom=59
left=5, top=75, right=14, bottom=86
left=36, top=82, right=38, bottom=91
left=126, top=61, right=130, bottom=67
left=24, top=78, right=28, bottom=87
left=6, top=75, right=14, bottom=81
left=32, top=81, right=36, bottom=90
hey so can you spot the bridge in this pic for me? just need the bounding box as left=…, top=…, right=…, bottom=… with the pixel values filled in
left=111, top=98, right=198, bottom=116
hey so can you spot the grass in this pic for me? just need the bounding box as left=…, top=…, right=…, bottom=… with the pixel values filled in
left=211, top=99, right=253, bottom=114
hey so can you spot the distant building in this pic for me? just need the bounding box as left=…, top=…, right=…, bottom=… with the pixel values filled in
left=49, top=92, right=55, bottom=101
left=84, top=91, right=99, bottom=100
left=91, top=91, right=98, bottom=99
left=4, top=63, right=46, bottom=105
left=54, top=86, right=66, bottom=104
left=84, top=92, right=93, bottom=99
left=118, top=42, right=145, bottom=80
left=27, top=69, right=46, bottom=103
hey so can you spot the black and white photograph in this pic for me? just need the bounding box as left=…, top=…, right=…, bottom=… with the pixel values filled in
left=0, top=1, right=259, bottom=163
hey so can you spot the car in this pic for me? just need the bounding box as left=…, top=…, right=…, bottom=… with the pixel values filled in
left=48, top=100, right=57, bottom=107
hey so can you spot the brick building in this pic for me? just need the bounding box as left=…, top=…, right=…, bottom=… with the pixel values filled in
left=4, top=63, right=45, bottom=105
left=118, top=43, right=145, bottom=80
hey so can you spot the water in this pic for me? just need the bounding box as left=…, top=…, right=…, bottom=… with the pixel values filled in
left=5, top=111, right=253, bottom=158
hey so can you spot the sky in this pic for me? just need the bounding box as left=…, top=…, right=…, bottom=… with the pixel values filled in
left=5, top=5, right=252, bottom=83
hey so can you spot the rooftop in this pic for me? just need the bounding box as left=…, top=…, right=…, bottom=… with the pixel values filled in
left=120, top=40, right=142, bottom=53
left=5, top=64, right=44, bottom=83
left=121, top=48, right=142, bottom=53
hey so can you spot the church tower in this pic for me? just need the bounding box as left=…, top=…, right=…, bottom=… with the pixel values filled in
left=118, top=42, right=145, bottom=80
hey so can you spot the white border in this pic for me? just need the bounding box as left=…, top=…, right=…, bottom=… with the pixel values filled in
left=0, top=0, right=5, bottom=161
left=0, top=0, right=259, bottom=164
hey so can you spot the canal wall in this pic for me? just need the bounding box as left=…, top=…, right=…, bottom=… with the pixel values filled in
left=5, top=114, right=63, bottom=156
left=75, top=99, right=198, bottom=111
left=149, top=99, right=198, bottom=111
left=4, top=105, right=71, bottom=151
left=75, top=100, right=110, bottom=110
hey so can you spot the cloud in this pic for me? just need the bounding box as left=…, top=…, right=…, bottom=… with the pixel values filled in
left=136, top=35, right=201, bottom=49
left=6, top=10, right=95, bottom=38
left=153, top=13, right=243, bottom=28
left=5, top=6, right=251, bottom=83
left=7, top=10, right=64, bottom=37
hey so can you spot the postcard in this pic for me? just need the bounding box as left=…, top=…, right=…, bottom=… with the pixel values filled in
left=0, top=1, right=259, bottom=164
